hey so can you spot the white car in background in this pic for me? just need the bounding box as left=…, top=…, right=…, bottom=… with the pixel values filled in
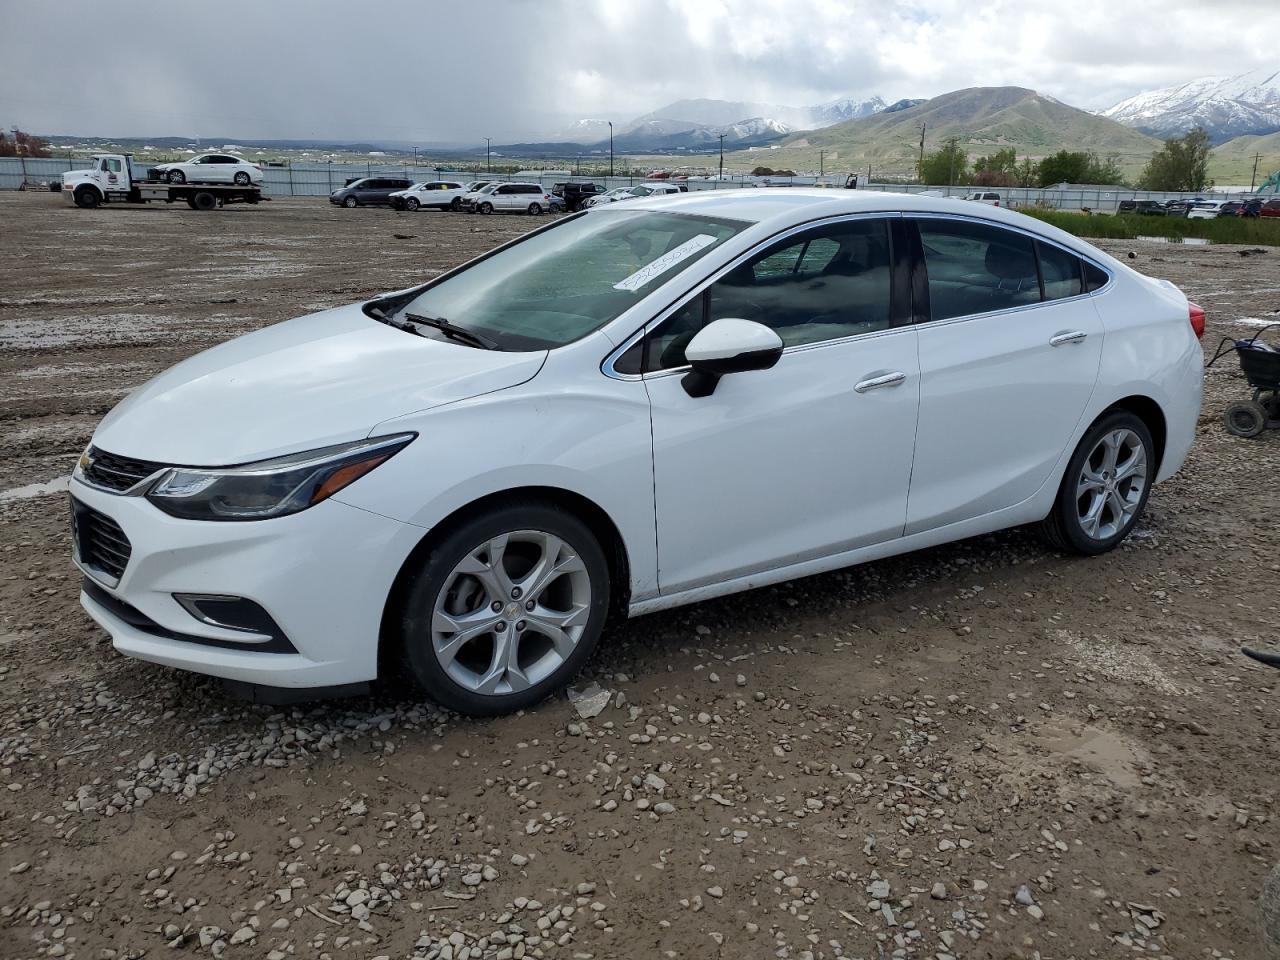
left=151, top=153, right=264, bottom=186
left=1186, top=200, right=1226, bottom=220
left=70, top=190, right=1203, bottom=715
left=464, top=182, right=554, bottom=215
left=585, top=183, right=682, bottom=207
left=965, top=191, right=1002, bottom=206
left=390, top=180, right=468, bottom=211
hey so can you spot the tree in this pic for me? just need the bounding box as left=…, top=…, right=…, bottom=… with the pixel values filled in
left=1138, top=128, right=1211, bottom=191
left=1015, top=156, right=1040, bottom=187
left=0, top=128, right=51, bottom=158
left=1037, top=150, right=1090, bottom=186
left=971, top=148, right=1020, bottom=187
left=1084, top=152, right=1125, bottom=186
left=919, top=138, right=968, bottom=186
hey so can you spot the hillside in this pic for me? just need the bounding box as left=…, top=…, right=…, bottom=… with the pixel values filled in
left=1208, top=131, right=1280, bottom=186
left=729, top=87, right=1162, bottom=178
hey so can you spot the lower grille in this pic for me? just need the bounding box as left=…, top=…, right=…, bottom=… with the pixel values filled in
left=83, top=446, right=166, bottom=492
left=71, top=498, right=132, bottom=582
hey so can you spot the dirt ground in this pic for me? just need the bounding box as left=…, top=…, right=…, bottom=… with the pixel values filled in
left=1, top=192, right=1278, bottom=960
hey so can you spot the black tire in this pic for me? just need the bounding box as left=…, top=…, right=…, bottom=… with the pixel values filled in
left=1224, top=400, right=1267, bottom=438
left=233, top=171, right=251, bottom=186
left=167, top=169, right=185, bottom=184
left=450, top=197, right=461, bottom=210
left=406, top=197, right=419, bottom=211
left=527, top=202, right=542, bottom=215
left=1039, top=409, right=1154, bottom=556
left=395, top=501, right=611, bottom=716
left=344, top=196, right=358, bottom=208
left=191, top=191, right=217, bottom=211
left=74, top=187, right=100, bottom=209
left=478, top=201, right=493, bottom=215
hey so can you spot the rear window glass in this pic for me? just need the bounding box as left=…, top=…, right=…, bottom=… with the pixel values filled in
left=917, top=220, right=1039, bottom=321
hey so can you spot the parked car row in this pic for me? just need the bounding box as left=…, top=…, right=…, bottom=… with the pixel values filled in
left=1117, top=197, right=1279, bottom=218
left=328, top=178, right=568, bottom=215
left=583, top=181, right=685, bottom=208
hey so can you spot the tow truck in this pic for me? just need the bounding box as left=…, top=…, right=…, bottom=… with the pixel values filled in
left=61, top=154, right=265, bottom=211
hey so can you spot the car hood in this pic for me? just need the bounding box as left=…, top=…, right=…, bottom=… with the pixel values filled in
left=92, top=303, right=547, bottom=465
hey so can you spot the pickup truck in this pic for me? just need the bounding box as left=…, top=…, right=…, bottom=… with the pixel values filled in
left=62, top=154, right=265, bottom=210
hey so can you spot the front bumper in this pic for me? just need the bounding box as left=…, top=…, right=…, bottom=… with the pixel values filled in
left=70, top=477, right=425, bottom=688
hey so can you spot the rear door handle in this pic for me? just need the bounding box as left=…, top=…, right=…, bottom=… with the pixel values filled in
left=1050, top=331, right=1088, bottom=347
left=854, top=371, right=906, bottom=393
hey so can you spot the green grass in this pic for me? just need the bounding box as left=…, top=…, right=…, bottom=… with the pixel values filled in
left=1019, top=209, right=1280, bottom=245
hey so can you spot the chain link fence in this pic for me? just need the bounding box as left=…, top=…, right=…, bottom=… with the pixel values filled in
left=0, top=156, right=1253, bottom=213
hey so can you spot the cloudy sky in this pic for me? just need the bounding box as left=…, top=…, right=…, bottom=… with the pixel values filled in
left=0, top=0, right=1275, bottom=144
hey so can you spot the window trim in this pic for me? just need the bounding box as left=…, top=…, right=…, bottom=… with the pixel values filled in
left=906, top=213, right=1114, bottom=330
left=602, top=212, right=907, bottom=381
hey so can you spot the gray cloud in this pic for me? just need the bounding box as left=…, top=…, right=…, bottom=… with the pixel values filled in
left=0, top=0, right=1275, bottom=143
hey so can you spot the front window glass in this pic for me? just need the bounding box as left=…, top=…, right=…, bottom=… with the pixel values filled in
left=642, top=218, right=894, bottom=370
left=917, top=219, right=1039, bottom=321
left=394, top=211, right=746, bottom=350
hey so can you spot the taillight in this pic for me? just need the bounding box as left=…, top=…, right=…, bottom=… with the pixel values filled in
left=1188, top=301, right=1205, bottom=339
left=993, top=200, right=999, bottom=206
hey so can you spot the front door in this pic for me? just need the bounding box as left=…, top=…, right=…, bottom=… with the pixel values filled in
left=643, top=216, right=921, bottom=594
left=904, top=216, right=1104, bottom=535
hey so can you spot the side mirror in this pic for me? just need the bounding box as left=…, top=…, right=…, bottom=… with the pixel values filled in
left=681, top=318, right=784, bottom=398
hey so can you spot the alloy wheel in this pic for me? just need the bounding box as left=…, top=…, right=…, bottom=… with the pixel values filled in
left=431, top=530, right=591, bottom=696
left=1075, top=428, right=1147, bottom=540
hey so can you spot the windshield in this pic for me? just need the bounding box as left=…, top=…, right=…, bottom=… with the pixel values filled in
left=393, top=210, right=747, bottom=350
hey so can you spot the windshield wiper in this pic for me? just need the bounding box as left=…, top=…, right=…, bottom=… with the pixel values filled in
left=403, top=312, right=500, bottom=350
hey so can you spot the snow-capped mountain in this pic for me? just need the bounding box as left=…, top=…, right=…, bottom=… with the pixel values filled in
left=548, top=118, right=616, bottom=142
left=1102, top=68, right=1280, bottom=143
left=810, top=96, right=887, bottom=125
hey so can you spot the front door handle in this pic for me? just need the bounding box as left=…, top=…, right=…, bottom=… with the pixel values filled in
left=1050, top=330, right=1088, bottom=347
left=854, top=371, right=906, bottom=393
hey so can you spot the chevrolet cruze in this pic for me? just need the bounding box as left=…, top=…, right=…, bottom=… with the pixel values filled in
left=70, top=190, right=1204, bottom=714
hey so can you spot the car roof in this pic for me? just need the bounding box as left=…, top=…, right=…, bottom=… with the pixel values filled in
left=599, top=188, right=1112, bottom=262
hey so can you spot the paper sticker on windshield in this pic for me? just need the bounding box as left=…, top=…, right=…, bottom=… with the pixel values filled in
left=613, top=234, right=718, bottom=292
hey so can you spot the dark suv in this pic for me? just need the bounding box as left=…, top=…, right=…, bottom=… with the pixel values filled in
left=329, top=177, right=413, bottom=208
left=553, top=182, right=603, bottom=212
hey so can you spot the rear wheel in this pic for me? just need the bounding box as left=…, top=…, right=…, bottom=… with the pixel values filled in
left=1040, top=410, right=1153, bottom=555
left=191, top=191, right=217, bottom=211
left=74, top=187, right=100, bottom=209
left=450, top=197, right=462, bottom=210
left=344, top=196, right=358, bottom=208
left=167, top=169, right=185, bottom=184
left=1224, top=400, right=1268, bottom=438
left=406, top=197, right=419, bottom=211
left=396, top=502, right=610, bottom=716
left=527, top=202, right=542, bottom=215
left=478, top=201, right=494, bottom=215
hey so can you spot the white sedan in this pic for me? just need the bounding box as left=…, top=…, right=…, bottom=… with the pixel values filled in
left=70, top=190, right=1202, bottom=714
left=152, top=153, right=264, bottom=186
left=585, top=182, right=682, bottom=207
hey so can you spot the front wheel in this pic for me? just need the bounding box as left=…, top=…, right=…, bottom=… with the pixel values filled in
left=527, top=202, right=542, bottom=215
left=74, top=188, right=100, bottom=209
left=343, top=196, right=358, bottom=208
left=233, top=171, right=251, bottom=186
left=405, top=197, right=419, bottom=211
left=396, top=502, right=610, bottom=716
left=1039, top=410, right=1153, bottom=555
left=450, top=197, right=461, bottom=210
left=167, top=169, right=185, bottom=184
left=478, top=201, right=493, bottom=215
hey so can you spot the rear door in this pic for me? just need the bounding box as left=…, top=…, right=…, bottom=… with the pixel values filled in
left=904, top=216, right=1104, bottom=535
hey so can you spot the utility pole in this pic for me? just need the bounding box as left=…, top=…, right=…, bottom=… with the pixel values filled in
left=718, top=133, right=726, bottom=181
left=819, top=149, right=824, bottom=177
left=484, top=138, right=491, bottom=173
left=1252, top=152, right=1263, bottom=191
left=608, top=121, right=614, bottom=178
left=918, top=122, right=926, bottom=182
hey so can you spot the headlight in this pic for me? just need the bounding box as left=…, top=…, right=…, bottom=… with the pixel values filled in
left=145, top=434, right=414, bottom=521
